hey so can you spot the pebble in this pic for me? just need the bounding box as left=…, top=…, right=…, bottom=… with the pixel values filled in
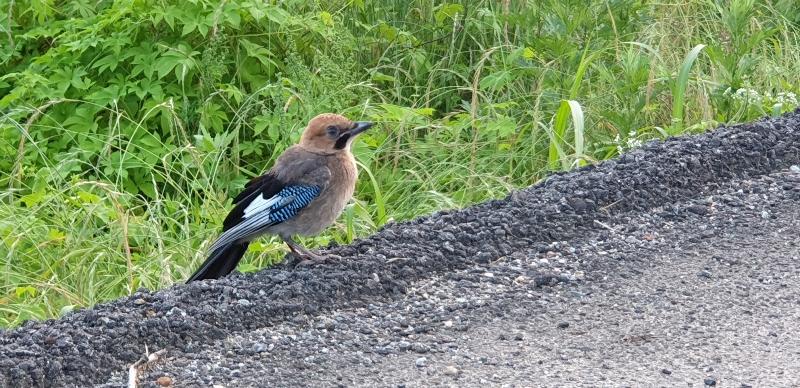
left=687, top=204, right=708, bottom=215
left=557, top=322, right=570, bottom=329
left=661, top=368, right=672, bottom=375
left=704, top=376, right=717, bottom=386
left=698, top=270, right=713, bottom=279
left=411, top=343, right=429, bottom=353
left=398, top=341, right=411, bottom=351
left=156, top=376, right=172, bottom=386
left=415, top=357, right=427, bottom=368
left=790, top=165, right=800, bottom=173
left=252, top=343, right=269, bottom=353
left=443, top=365, right=459, bottom=376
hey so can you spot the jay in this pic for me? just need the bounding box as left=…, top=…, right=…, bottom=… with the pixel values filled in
left=186, top=113, right=372, bottom=282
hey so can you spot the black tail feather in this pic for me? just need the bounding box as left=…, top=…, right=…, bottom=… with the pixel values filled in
left=186, top=242, right=250, bottom=283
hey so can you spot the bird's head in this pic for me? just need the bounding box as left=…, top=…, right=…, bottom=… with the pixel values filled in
left=299, top=113, right=373, bottom=154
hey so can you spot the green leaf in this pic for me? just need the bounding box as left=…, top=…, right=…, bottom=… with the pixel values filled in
left=671, top=44, right=706, bottom=135
left=245, top=1, right=266, bottom=20
left=240, top=39, right=277, bottom=68
left=138, top=132, right=163, bottom=150
left=435, top=3, right=463, bottom=25
left=92, top=52, right=125, bottom=74
left=480, top=70, right=513, bottom=91
left=264, top=6, right=291, bottom=25
left=15, top=286, right=37, bottom=299
left=522, top=47, right=536, bottom=60
left=20, top=190, right=46, bottom=207
left=319, top=11, right=334, bottom=27
left=222, top=3, right=242, bottom=29
left=156, top=44, right=199, bottom=83
left=486, top=115, right=517, bottom=138
left=252, top=115, right=270, bottom=136
left=86, top=84, right=123, bottom=105
left=130, top=78, right=164, bottom=100
left=162, top=5, right=181, bottom=29
left=371, top=72, right=396, bottom=83
left=547, top=99, right=585, bottom=171
left=63, top=105, right=99, bottom=133
left=155, top=55, right=179, bottom=79
left=200, top=103, right=228, bottom=132
left=47, top=228, right=66, bottom=242
left=77, top=190, right=101, bottom=204
left=130, top=43, right=160, bottom=79
left=139, top=179, right=157, bottom=198
left=414, top=108, right=436, bottom=117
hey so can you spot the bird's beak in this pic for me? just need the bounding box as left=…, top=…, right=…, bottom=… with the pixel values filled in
left=348, top=121, right=373, bottom=136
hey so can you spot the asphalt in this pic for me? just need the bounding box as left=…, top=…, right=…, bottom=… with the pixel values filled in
left=1, top=111, right=799, bottom=388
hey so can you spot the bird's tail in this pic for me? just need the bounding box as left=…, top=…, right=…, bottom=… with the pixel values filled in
left=185, top=242, right=250, bottom=283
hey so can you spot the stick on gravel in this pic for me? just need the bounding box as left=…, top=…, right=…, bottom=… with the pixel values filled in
left=127, top=349, right=166, bottom=388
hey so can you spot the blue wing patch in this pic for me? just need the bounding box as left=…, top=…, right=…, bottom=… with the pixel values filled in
left=208, top=184, right=321, bottom=253
left=268, top=185, right=321, bottom=223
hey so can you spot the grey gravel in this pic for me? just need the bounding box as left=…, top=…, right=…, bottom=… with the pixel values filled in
left=1, top=111, right=800, bottom=387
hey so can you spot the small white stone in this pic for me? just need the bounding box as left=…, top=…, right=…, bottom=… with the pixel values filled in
left=443, top=365, right=459, bottom=376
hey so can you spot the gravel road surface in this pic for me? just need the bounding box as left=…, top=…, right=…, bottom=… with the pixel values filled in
left=1, top=112, right=799, bottom=387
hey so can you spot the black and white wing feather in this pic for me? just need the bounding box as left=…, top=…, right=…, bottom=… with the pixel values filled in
left=186, top=161, right=329, bottom=282
left=208, top=182, right=322, bottom=252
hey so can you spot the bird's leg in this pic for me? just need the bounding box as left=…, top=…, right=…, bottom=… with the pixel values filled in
left=282, top=236, right=327, bottom=266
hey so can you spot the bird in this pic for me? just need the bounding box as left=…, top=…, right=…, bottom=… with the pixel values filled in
left=185, top=113, right=373, bottom=282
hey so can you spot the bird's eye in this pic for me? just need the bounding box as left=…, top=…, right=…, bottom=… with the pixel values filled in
left=325, top=125, right=339, bottom=137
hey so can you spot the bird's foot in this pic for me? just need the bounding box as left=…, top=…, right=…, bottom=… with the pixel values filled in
left=283, top=237, right=341, bottom=267
left=294, top=252, right=341, bottom=267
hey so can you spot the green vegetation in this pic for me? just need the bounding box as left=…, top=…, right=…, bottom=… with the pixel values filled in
left=1, top=0, right=798, bottom=327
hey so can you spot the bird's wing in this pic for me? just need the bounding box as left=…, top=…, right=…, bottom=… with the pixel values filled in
left=210, top=158, right=331, bottom=252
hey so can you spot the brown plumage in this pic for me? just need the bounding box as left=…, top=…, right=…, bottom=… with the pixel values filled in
left=186, top=113, right=372, bottom=282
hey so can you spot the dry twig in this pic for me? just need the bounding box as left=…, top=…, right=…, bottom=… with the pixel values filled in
left=127, top=348, right=168, bottom=388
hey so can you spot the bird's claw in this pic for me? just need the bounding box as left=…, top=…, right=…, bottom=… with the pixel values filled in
left=294, top=253, right=341, bottom=267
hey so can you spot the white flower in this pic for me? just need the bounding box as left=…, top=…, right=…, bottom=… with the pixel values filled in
left=732, top=88, right=761, bottom=103
left=776, top=92, right=798, bottom=107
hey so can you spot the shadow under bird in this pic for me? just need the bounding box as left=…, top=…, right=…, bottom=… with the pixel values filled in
left=186, top=113, right=373, bottom=283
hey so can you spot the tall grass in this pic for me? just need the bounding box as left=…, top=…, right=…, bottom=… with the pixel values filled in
left=1, top=0, right=799, bottom=327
